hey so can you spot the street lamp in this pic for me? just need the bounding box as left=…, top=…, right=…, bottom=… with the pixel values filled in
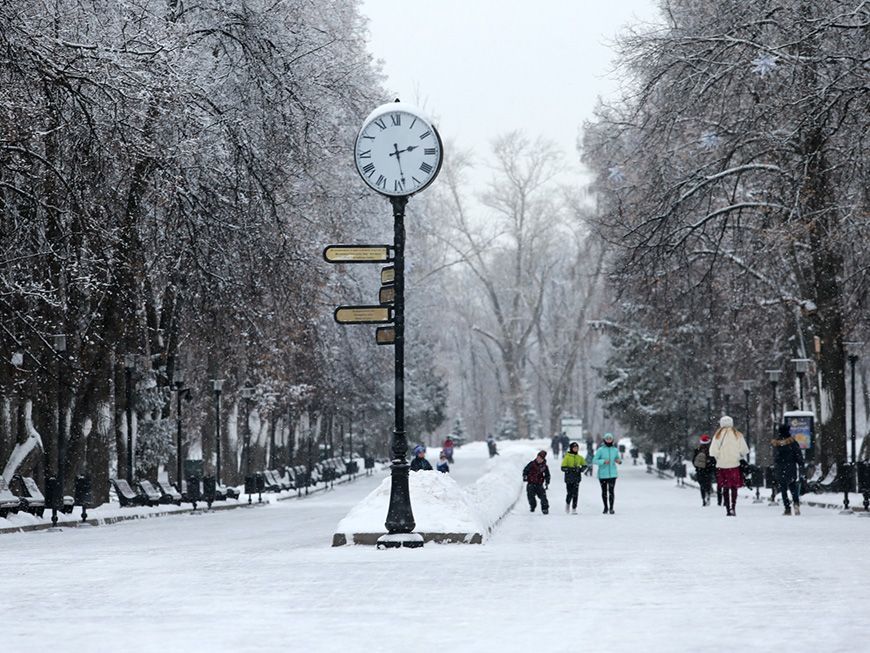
left=792, top=358, right=811, bottom=410
left=842, top=342, right=863, bottom=514
left=741, top=380, right=754, bottom=463
left=52, top=334, right=66, bottom=528
left=766, top=369, right=781, bottom=429
left=723, top=388, right=731, bottom=417
left=173, top=367, right=186, bottom=488
left=124, top=354, right=135, bottom=484
left=211, top=380, right=224, bottom=485
left=240, top=385, right=253, bottom=482
left=843, top=342, right=863, bottom=465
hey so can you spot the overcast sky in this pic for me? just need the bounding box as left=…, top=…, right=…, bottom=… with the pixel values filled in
left=359, top=0, right=661, bottom=187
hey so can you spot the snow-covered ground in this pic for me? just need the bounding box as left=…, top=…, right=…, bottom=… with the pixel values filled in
left=1, top=445, right=867, bottom=652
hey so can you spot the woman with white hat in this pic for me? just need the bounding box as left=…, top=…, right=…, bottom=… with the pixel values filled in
left=708, top=416, right=749, bottom=516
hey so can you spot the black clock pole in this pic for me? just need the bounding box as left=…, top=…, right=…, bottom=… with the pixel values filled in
left=384, top=195, right=417, bottom=536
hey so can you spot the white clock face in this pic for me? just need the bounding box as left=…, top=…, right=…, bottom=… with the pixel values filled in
left=354, top=108, right=443, bottom=197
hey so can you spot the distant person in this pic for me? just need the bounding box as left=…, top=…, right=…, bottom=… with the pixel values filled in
left=560, top=441, right=586, bottom=514
left=410, top=445, right=432, bottom=472
left=523, top=450, right=551, bottom=514
left=560, top=431, right=570, bottom=455
left=436, top=451, right=450, bottom=474
left=593, top=433, right=622, bottom=514
left=691, top=434, right=716, bottom=506
left=708, top=416, right=749, bottom=517
left=584, top=439, right=595, bottom=476
left=486, top=433, right=499, bottom=458
left=773, top=423, right=805, bottom=516
left=551, top=434, right=561, bottom=458
left=442, top=436, right=455, bottom=464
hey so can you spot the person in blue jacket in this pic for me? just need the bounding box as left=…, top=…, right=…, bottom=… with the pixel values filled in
left=593, top=433, right=622, bottom=514
left=436, top=451, right=450, bottom=473
left=410, top=445, right=432, bottom=471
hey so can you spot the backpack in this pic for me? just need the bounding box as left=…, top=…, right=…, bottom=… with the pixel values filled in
left=693, top=450, right=708, bottom=470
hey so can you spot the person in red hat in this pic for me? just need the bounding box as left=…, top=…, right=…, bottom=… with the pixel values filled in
left=691, top=434, right=716, bottom=506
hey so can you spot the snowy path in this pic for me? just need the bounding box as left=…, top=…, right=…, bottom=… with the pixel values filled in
left=1, top=456, right=867, bottom=652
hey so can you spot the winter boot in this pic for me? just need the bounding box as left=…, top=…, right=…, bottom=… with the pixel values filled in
left=783, top=506, right=792, bottom=516
left=571, top=507, right=578, bottom=515
left=565, top=503, right=570, bottom=514
left=609, top=508, right=615, bottom=514
left=794, top=503, right=801, bottom=516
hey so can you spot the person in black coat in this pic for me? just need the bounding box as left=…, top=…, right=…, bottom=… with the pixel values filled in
left=691, top=434, right=716, bottom=506
left=773, top=423, right=805, bottom=515
left=409, top=445, right=433, bottom=472
left=523, top=450, right=551, bottom=514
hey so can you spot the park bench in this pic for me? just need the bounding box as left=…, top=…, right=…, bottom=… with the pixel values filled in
left=261, top=470, right=281, bottom=492
left=0, top=476, right=22, bottom=517
left=273, top=470, right=293, bottom=490
left=217, top=483, right=239, bottom=500
left=135, top=480, right=163, bottom=506
left=12, top=475, right=44, bottom=516
left=156, top=480, right=183, bottom=504
left=111, top=478, right=148, bottom=507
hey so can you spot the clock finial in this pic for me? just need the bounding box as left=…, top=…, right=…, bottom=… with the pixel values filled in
left=394, top=98, right=400, bottom=103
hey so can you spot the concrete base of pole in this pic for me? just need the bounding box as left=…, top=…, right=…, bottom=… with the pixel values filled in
left=376, top=532, right=424, bottom=549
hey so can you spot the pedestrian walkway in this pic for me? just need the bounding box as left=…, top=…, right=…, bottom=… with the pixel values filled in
left=1, top=454, right=866, bottom=653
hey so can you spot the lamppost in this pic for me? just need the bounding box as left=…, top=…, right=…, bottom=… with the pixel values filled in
left=792, top=358, right=811, bottom=410
left=741, top=380, right=754, bottom=463
left=52, top=334, right=66, bottom=527
left=843, top=342, right=862, bottom=465
left=241, top=385, right=253, bottom=501
left=211, top=379, right=223, bottom=485
left=766, top=369, right=781, bottom=429
left=172, top=367, right=186, bottom=487
left=842, top=342, right=862, bottom=514
left=723, top=389, right=731, bottom=417
left=124, top=354, right=135, bottom=484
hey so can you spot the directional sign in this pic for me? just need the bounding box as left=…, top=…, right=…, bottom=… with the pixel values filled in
left=376, top=327, right=396, bottom=346
left=379, top=284, right=396, bottom=306
left=324, top=245, right=393, bottom=264
left=334, top=305, right=393, bottom=324
left=381, top=266, right=395, bottom=284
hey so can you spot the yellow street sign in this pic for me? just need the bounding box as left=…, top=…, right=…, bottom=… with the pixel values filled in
left=334, top=305, right=393, bottom=324
left=381, top=266, right=395, bottom=284
left=376, top=327, right=396, bottom=345
left=379, top=284, right=396, bottom=305
left=324, top=245, right=393, bottom=264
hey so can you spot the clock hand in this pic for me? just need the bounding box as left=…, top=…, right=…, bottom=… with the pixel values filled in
left=390, top=142, right=406, bottom=182
left=389, top=145, right=418, bottom=156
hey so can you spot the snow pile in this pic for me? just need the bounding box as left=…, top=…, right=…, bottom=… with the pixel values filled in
left=334, top=441, right=536, bottom=544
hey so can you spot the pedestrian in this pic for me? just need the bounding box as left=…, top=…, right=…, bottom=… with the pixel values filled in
left=410, top=445, right=432, bottom=471
left=691, top=434, right=715, bottom=506
left=584, top=439, right=595, bottom=476
left=442, top=436, right=454, bottom=464
left=560, top=441, right=586, bottom=514
left=522, top=450, right=551, bottom=514
left=592, top=433, right=622, bottom=514
left=551, top=434, right=561, bottom=458
left=560, top=431, right=570, bottom=456
left=486, top=433, right=499, bottom=458
left=773, top=423, right=805, bottom=516
left=708, top=416, right=749, bottom=516
left=436, top=451, right=450, bottom=474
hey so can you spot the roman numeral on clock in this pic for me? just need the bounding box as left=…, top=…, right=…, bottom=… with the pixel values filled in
left=376, top=174, right=387, bottom=189
left=358, top=149, right=371, bottom=159
left=419, top=130, right=431, bottom=140
left=424, top=148, right=436, bottom=155
left=419, top=162, right=433, bottom=174
left=394, top=179, right=405, bottom=192
left=374, top=118, right=387, bottom=130
left=362, top=163, right=375, bottom=177
left=390, top=114, right=401, bottom=126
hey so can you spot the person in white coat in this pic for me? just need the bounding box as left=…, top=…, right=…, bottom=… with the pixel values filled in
left=708, top=416, right=749, bottom=516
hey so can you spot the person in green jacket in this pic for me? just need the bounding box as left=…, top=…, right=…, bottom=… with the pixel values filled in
left=560, top=442, right=586, bottom=514
left=592, top=433, right=622, bottom=514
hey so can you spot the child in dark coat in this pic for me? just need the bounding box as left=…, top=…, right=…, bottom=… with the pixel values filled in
left=773, top=423, right=805, bottom=515
left=523, top=450, right=551, bottom=514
